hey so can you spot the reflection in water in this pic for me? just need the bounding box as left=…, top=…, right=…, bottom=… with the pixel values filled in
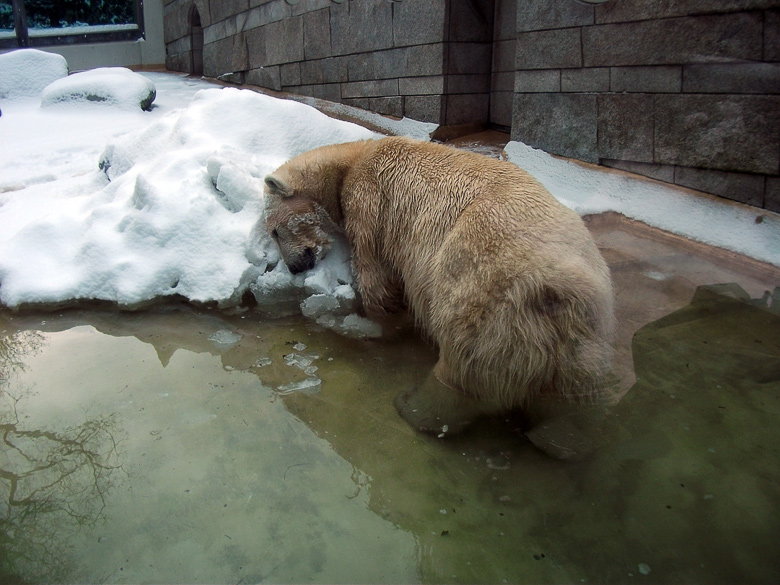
left=0, top=330, right=45, bottom=381
left=0, top=330, right=125, bottom=583
left=0, top=314, right=420, bottom=584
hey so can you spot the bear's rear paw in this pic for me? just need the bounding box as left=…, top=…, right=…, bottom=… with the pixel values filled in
left=394, top=388, right=472, bottom=437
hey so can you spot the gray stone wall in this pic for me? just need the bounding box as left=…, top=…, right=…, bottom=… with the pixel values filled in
left=164, top=0, right=495, bottom=125
left=489, top=0, right=514, bottom=128
left=511, top=0, right=780, bottom=211
left=163, top=0, right=780, bottom=211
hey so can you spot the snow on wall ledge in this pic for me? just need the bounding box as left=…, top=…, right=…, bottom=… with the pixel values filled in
left=503, top=142, right=780, bottom=269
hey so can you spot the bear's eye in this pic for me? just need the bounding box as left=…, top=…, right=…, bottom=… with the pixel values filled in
left=271, top=229, right=279, bottom=240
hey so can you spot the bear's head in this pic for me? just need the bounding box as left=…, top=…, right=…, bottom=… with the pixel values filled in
left=263, top=174, right=339, bottom=275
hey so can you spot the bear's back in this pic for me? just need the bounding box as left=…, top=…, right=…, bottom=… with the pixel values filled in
left=351, top=137, right=583, bottom=249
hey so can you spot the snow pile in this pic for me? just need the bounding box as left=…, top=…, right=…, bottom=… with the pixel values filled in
left=0, top=75, right=196, bottom=199
left=0, top=48, right=68, bottom=99
left=41, top=67, right=157, bottom=110
left=1, top=82, right=381, bottom=337
left=504, top=142, right=780, bottom=268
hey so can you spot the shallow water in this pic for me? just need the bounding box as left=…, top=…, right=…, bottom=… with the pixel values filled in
left=1, top=280, right=779, bottom=584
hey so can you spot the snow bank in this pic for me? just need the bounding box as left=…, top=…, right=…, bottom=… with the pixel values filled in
left=41, top=67, right=156, bottom=110
left=504, top=141, right=780, bottom=268
left=0, top=48, right=68, bottom=99
left=0, top=85, right=378, bottom=335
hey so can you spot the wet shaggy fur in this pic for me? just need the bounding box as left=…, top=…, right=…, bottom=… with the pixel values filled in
left=263, top=136, right=615, bottom=426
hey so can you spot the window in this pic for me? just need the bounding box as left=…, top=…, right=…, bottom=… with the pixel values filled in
left=0, top=0, right=144, bottom=50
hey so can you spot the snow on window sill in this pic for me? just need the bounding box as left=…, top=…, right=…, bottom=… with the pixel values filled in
left=27, top=23, right=139, bottom=38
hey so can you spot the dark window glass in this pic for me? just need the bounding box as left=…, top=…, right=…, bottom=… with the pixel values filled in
left=24, top=0, right=136, bottom=29
left=0, top=0, right=142, bottom=49
left=0, top=2, right=14, bottom=31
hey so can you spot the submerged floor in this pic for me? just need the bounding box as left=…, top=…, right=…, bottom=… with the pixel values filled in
left=1, top=210, right=779, bottom=584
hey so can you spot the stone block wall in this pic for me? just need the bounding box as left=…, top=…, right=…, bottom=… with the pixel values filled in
left=163, top=0, right=780, bottom=211
left=511, top=0, right=780, bottom=211
left=164, top=0, right=495, bottom=125
left=489, top=0, right=514, bottom=127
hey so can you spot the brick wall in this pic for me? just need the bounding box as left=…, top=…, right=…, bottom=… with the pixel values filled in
left=164, top=0, right=780, bottom=211
left=511, top=0, right=780, bottom=211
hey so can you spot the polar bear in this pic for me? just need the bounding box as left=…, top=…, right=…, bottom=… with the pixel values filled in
left=263, top=136, right=615, bottom=435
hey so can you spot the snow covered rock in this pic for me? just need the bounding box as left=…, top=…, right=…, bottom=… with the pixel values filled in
left=0, top=48, right=68, bottom=99
left=41, top=67, right=156, bottom=111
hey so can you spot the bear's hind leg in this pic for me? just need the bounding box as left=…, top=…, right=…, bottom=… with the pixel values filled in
left=394, top=359, right=499, bottom=436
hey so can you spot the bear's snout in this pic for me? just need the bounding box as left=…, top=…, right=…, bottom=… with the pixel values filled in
left=286, top=246, right=317, bottom=274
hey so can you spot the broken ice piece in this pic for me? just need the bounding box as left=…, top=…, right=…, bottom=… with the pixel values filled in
left=208, top=329, right=243, bottom=347
left=284, top=353, right=320, bottom=369
left=301, top=294, right=340, bottom=318
left=276, top=377, right=321, bottom=395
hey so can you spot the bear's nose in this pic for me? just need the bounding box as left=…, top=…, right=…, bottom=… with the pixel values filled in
left=288, top=247, right=316, bottom=274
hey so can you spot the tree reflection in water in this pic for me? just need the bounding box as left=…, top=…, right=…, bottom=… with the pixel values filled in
left=0, top=329, right=126, bottom=583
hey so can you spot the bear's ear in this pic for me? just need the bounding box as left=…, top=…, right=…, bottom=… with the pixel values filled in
left=264, top=175, right=291, bottom=197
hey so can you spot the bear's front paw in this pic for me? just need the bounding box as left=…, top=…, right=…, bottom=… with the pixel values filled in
left=394, top=388, right=471, bottom=437
left=394, top=389, right=440, bottom=433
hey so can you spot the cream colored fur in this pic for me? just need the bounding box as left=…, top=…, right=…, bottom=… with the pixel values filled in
left=264, top=136, right=615, bottom=432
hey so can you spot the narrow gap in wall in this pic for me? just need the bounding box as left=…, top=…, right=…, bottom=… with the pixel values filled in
left=190, top=3, right=203, bottom=77
left=760, top=176, right=767, bottom=209
left=651, top=93, right=657, bottom=170
left=595, top=89, right=601, bottom=166
left=390, top=0, right=396, bottom=51
left=326, top=5, right=333, bottom=63
left=761, top=9, right=767, bottom=61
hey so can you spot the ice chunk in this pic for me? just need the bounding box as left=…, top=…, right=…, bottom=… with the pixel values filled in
left=284, top=352, right=321, bottom=380
left=341, top=314, right=382, bottom=338
left=300, top=283, right=358, bottom=321
left=334, top=284, right=356, bottom=301
left=253, top=357, right=272, bottom=368
left=208, top=329, right=243, bottom=347
left=276, top=378, right=322, bottom=395
left=301, top=294, right=341, bottom=318
left=316, top=314, right=339, bottom=330
left=314, top=313, right=382, bottom=339
left=284, top=353, right=318, bottom=369
left=304, top=267, right=335, bottom=295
